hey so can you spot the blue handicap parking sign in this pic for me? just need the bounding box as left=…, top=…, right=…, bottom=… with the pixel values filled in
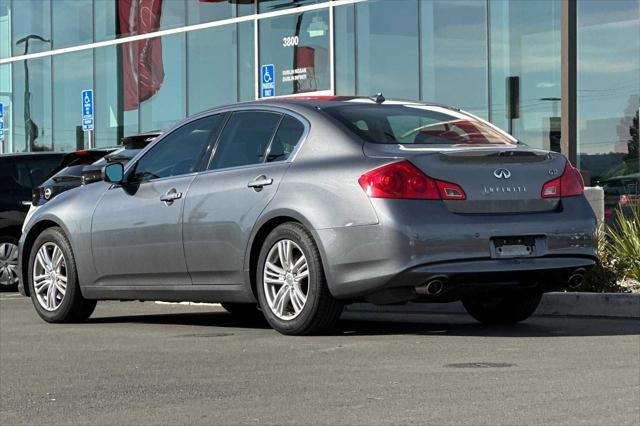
left=261, top=64, right=275, bottom=98
left=81, top=90, right=94, bottom=131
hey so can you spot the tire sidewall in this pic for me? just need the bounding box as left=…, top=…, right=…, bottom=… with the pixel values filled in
left=256, top=225, right=323, bottom=334
left=28, top=228, right=80, bottom=322
left=0, top=235, right=20, bottom=290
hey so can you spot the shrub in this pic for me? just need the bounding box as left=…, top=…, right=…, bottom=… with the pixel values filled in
left=583, top=206, right=640, bottom=292
left=607, top=206, right=640, bottom=282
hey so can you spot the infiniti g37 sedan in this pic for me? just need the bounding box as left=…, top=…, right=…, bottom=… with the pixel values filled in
left=17, top=97, right=597, bottom=335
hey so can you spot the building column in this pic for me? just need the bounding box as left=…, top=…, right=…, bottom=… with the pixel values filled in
left=561, top=0, right=577, bottom=165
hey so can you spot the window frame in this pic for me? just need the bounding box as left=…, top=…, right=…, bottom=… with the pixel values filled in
left=125, top=113, right=227, bottom=184
left=203, top=106, right=310, bottom=173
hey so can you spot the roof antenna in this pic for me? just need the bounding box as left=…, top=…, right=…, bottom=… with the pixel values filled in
left=370, top=93, right=385, bottom=104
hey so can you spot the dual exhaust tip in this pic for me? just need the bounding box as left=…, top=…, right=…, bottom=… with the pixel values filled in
left=415, top=277, right=446, bottom=296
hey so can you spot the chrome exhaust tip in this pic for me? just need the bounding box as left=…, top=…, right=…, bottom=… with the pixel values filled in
left=416, top=277, right=446, bottom=296
left=567, top=269, right=586, bottom=289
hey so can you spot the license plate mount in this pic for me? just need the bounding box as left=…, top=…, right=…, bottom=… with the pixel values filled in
left=492, top=236, right=537, bottom=258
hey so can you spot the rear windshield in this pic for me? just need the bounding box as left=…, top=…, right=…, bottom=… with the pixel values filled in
left=323, top=104, right=515, bottom=145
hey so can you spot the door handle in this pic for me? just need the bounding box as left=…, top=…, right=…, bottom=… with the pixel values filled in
left=160, top=189, right=182, bottom=203
left=247, top=176, right=273, bottom=191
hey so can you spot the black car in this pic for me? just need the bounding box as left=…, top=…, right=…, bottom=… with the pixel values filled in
left=32, top=132, right=161, bottom=206
left=0, top=153, right=66, bottom=289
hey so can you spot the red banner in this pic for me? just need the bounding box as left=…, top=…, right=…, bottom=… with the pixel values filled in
left=119, top=0, right=165, bottom=110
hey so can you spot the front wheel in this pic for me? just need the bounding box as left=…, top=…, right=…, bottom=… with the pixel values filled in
left=462, top=290, right=542, bottom=324
left=0, top=236, right=20, bottom=291
left=28, top=227, right=97, bottom=323
left=256, top=223, right=343, bottom=335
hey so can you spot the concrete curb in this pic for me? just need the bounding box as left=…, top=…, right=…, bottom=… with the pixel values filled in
left=346, top=292, right=640, bottom=319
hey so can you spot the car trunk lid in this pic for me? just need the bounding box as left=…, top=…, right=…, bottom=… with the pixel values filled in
left=364, top=144, right=565, bottom=214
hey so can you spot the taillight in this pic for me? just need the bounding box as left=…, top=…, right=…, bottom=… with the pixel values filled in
left=358, top=160, right=466, bottom=200
left=541, top=161, right=584, bottom=198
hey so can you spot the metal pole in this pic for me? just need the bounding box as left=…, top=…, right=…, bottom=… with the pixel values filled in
left=87, top=130, right=95, bottom=149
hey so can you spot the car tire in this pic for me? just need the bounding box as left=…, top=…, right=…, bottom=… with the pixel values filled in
left=0, top=235, right=20, bottom=291
left=28, top=227, right=97, bottom=323
left=256, top=222, right=343, bottom=335
left=462, top=290, right=542, bottom=324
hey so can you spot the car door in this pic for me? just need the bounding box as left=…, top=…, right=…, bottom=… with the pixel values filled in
left=183, top=110, right=307, bottom=285
left=91, top=114, right=225, bottom=287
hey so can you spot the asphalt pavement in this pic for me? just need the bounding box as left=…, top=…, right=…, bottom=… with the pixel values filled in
left=1, top=294, right=639, bottom=425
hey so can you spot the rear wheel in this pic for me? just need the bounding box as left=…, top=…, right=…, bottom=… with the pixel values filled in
left=462, top=290, right=542, bottom=324
left=28, top=227, right=97, bottom=323
left=256, top=222, right=343, bottom=335
left=0, top=236, right=19, bottom=291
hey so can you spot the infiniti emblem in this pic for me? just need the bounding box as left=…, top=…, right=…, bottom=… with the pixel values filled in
left=493, top=168, right=511, bottom=179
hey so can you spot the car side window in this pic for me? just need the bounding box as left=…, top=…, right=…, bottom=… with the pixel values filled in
left=208, top=111, right=282, bottom=170
left=266, top=115, right=305, bottom=163
left=131, top=114, right=224, bottom=182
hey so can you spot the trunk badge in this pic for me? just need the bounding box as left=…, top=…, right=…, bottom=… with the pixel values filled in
left=493, top=168, right=511, bottom=179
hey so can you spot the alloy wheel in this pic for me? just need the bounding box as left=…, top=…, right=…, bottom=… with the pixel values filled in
left=32, top=242, right=67, bottom=311
left=263, top=239, right=309, bottom=320
left=0, top=242, right=19, bottom=287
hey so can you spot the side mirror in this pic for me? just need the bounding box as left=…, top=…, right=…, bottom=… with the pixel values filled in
left=102, top=163, right=124, bottom=184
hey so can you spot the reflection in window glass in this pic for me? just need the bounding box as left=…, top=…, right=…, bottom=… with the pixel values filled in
left=12, top=58, right=53, bottom=152
left=188, top=24, right=238, bottom=115
left=355, top=0, right=419, bottom=100
left=210, top=112, right=282, bottom=170
left=238, top=21, right=255, bottom=102
left=187, top=0, right=234, bottom=24
left=421, top=0, right=488, bottom=118
left=268, top=115, right=305, bottom=162
left=95, top=44, right=140, bottom=148
left=96, top=0, right=185, bottom=41
left=0, top=0, right=10, bottom=59
left=94, top=0, right=120, bottom=41
left=52, top=0, right=93, bottom=48
left=139, top=33, right=187, bottom=132
left=489, top=0, right=561, bottom=151
left=133, top=115, right=224, bottom=181
left=52, top=51, right=93, bottom=152
left=258, top=0, right=327, bottom=13
left=259, top=10, right=330, bottom=97
left=577, top=0, right=639, bottom=187
left=140, top=0, right=185, bottom=34
left=334, top=4, right=356, bottom=96
left=11, top=0, right=51, bottom=56
left=0, top=63, right=12, bottom=153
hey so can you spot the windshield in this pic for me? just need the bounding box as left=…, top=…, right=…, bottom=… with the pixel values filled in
left=323, top=104, right=516, bottom=145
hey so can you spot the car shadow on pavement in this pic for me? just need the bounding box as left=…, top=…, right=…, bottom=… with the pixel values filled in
left=87, top=310, right=640, bottom=338
left=88, top=311, right=272, bottom=329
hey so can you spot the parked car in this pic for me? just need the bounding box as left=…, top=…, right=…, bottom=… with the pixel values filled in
left=18, top=97, right=597, bottom=335
left=600, top=173, right=639, bottom=225
left=0, top=153, right=66, bottom=289
left=32, top=132, right=161, bottom=207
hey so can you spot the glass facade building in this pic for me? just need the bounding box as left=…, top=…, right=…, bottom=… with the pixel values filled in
left=0, top=0, right=638, bottom=186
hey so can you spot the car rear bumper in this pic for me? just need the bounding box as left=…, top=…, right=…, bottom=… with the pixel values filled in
left=316, top=196, right=597, bottom=300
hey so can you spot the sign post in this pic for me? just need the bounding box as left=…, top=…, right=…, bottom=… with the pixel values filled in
left=82, top=89, right=94, bottom=149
